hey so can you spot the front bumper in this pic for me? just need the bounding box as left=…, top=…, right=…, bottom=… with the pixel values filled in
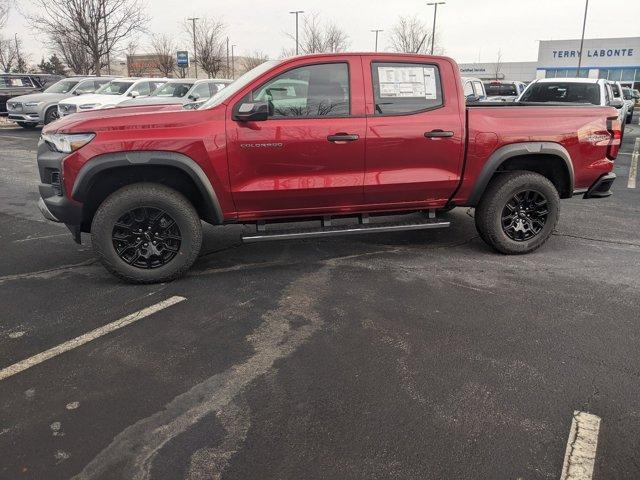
left=584, top=172, right=616, bottom=198
left=8, top=112, right=41, bottom=123
left=37, top=141, right=84, bottom=242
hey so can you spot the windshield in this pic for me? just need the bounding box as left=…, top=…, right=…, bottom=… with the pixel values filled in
left=152, top=82, right=193, bottom=97
left=519, top=82, right=600, bottom=104
left=484, top=83, right=518, bottom=96
left=201, top=60, right=280, bottom=109
left=96, top=81, right=134, bottom=95
left=44, top=79, right=80, bottom=94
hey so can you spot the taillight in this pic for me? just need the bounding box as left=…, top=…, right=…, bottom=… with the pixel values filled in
left=606, top=116, right=622, bottom=160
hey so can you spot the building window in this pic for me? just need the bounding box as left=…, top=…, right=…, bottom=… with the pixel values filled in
left=622, top=68, right=636, bottom=82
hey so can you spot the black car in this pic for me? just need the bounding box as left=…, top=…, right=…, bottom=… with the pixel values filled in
left=0, top=73, right=63, bottom=115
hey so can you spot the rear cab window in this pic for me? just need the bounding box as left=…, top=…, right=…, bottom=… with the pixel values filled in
left=371, top=62, right=443, bottom=115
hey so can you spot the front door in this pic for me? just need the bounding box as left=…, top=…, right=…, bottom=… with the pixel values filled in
left=227, top=60, right=366, bottom=218
left=363, top=59, right=465, bottom=207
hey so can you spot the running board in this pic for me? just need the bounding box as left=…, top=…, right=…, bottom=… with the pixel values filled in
left=242, top=217, right=450, bottom=243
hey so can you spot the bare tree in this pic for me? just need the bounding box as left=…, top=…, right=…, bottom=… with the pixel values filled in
left=389, top=15, right=439, bottom=54
left=0, top=36, right=15, bottom=72
left=28, top=0, right=148, bottom=75
left=241, top=51, right=269, bottom=73
left=285, top=13, right=349, bottom=55
left=151, top=34, right=176, bottom=77
left=125, top=39, right=146, bottom=77
left=493, top=50, right=502, bottom=80
left=50, top=31, right=94, bottom=75
left=11, top=34, right=28, bottom=72
left=0, top=0, right=10, bottom=29
left=185, top=17, right=226, bottom=78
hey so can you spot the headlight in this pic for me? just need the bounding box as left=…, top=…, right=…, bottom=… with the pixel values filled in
left=79, top=103, right=100, bottom=109
left=42, top=133, right=95, bottom=153
left=24, top=102, right=42, bottom=107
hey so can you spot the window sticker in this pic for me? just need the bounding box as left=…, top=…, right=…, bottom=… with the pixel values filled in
left=378, top=66, right=437, bottom=99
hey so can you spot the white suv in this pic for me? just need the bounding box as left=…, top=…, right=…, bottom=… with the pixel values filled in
left=58, top=78, right=167, bottom=116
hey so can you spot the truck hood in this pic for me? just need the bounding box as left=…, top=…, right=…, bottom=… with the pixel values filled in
left=60, top=93, right=132, bottom=107
left=44, top=103, right=204, bottom=134
left=8, top=92, right=69, bottom=103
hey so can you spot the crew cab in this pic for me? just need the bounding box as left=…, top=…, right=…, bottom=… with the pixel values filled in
left=37, top=53, right=621, bottom=283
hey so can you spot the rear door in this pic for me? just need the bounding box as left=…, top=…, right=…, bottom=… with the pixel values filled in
left=226, top=58, right=367, bottom=216
left=362, top=57, right=465, bottom=206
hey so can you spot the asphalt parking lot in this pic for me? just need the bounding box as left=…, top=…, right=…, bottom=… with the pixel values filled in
left=1, top=119, right=639, bottom=480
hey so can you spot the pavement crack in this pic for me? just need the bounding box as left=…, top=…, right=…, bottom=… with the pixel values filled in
left=553, top=232, right=640, bottom=248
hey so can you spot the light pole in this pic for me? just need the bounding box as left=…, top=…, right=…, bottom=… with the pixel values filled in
left=371, top=29, right=383, bottom=52
left=577, top=0, right=589, bottom=75
left=188, top=17, right=200, bottom=78
left=290, top=10, right=304, bottom=55
left=427, top=2, right=445, bottom=55
left=231, top=44, right=236, bottom=79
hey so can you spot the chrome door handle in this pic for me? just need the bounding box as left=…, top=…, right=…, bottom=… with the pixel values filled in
left=327, top=133, right=360, bottom=142
left=424, top=130, right=454, bottom=138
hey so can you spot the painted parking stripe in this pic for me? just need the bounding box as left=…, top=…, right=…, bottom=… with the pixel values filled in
left=0, top=296, right=186, bottom=381
left=560, top=411, right=601, bottom=480
left=628, top=137, right=639, bottom=189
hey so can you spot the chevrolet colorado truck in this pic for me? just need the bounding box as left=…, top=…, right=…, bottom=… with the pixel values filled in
left=36, top=53, right=621, bottom=284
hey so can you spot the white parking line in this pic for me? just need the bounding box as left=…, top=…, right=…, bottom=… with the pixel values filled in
left=560, top=411, right=601, bottom=480
left=628, top=138, right=639, bottom=189
left=0, top=296, right=186, bottom=381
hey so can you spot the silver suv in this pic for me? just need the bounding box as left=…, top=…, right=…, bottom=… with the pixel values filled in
left=6, top=77, right=112, bottom=128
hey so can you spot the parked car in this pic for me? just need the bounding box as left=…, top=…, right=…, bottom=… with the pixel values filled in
left=461, top=76, right=487, bottom=103
left=0, top=73, right=62, bottom=116
left=519, top=78, right=628, bottom=135
left=633, top=89, right=640, bottom=106
left=622, top=87, right=635, bottom=121
left=483, top=80, right=527, bottom=101
left=57, top=78, right=167, bottom=116
left=608, top=81, right=631, bottom=125
left=6, top=77, right=113, bottom=128
left=118, top=78, right=231, bottom=107
left=37, top=53, right=620, bottom=283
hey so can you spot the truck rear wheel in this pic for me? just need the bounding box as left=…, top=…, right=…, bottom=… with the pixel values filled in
left=475, top=171, right=559, bottom=254
left=91, top=183, right=202, bottom=284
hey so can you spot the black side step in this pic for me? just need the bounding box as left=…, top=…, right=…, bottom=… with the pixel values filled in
left=242, top=216, right=450, bottom=243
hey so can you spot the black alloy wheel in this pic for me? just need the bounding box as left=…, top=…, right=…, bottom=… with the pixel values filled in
left=112, top=207, right=182, bottom=269
left=500, top=190, right=549, bottom=242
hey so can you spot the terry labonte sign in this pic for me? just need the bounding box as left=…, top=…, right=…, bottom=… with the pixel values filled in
left=538, top=37, right=640, bottom=68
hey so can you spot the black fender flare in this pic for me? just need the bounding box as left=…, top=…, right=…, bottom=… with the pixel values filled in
left=466, top=142, right=575, bottom=206
left=71, top=150, right=223, bottom=224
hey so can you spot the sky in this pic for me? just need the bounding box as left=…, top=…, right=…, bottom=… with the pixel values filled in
left=5, top=0, right=640, bottom=65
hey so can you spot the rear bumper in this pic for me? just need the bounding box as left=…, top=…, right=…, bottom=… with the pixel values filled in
left=584, top=172, right=616, bottom=198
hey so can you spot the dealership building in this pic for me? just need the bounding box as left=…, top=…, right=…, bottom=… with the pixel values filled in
left=459, top=36, right=640, bottom=89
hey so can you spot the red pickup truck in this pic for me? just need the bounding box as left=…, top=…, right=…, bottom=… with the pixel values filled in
left=37, top=53, right=620, bottom=283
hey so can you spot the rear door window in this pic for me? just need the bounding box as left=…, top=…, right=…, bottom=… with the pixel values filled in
left=372, top=62, right=443, bottom=115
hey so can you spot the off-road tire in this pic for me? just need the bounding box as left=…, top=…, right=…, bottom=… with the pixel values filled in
left=475, top=171, right=560, bottom=255
left=91, top=183, right=202, bottom=284
left=44, top=106, right=59, bottom=125
left=17, top=121, right=38, bottom=129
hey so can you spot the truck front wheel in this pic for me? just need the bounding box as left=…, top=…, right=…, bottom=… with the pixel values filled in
left=475, top=171, right=559, bottom=254
left=91, top=183, right=202, bottom=284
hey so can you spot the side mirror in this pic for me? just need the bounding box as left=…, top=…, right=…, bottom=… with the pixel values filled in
left=610, top=98, right=624, bottom=109
left=129, top=90, right=140, bottom=98
left=466, top=94, right=481, bottom=103
left=188, top=93, right=200, bottom=101
left=234, top=101, right=269, bottom=122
